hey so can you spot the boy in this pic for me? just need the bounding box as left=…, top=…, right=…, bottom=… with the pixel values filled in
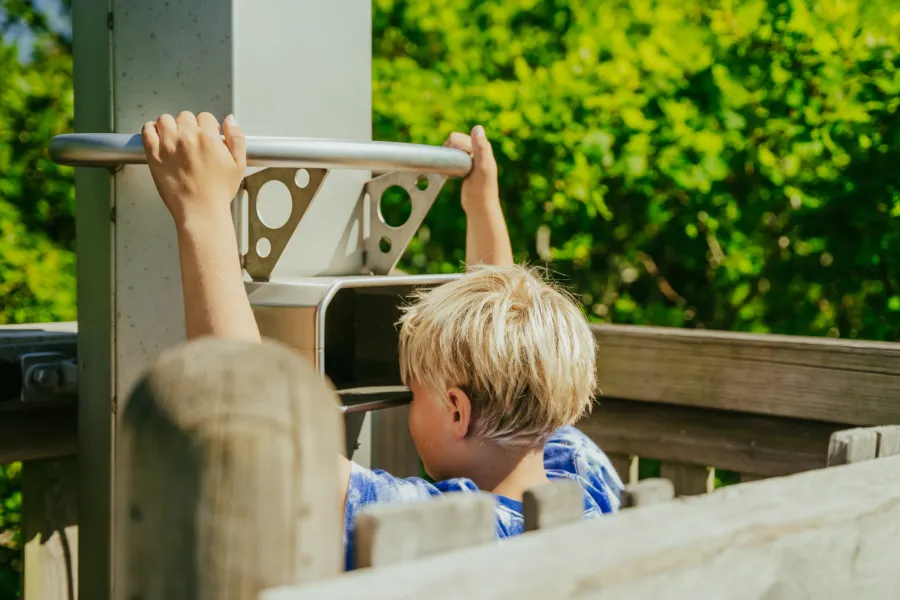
left=141, top=112, right=623, bottom=570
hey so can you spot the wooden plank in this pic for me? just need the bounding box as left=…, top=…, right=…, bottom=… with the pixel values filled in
left=592, top=324, right=900, bottom=426
left=264, top=455, right=900, bottom=600
left=523, top=480, right=583, bottom=532
left=659, top=462, right=713, bottom=496
left=116, top=339, right=344, bottom=600
left=620, top=479, right=674, bottom=509
left=22, top=457, right=79, bottom=600
left=370, top=404, right=421, bottom=478
left=354, top=493, right=496, bottom=569
left=580, top=398, right=840, bottom=477
left=827, top=428, right=878, bottom=466
left=739, top=474, right=767, bottom=484
left=874, top=426, right=900, bottom=457
left=0, top=405, right=77, bottom=464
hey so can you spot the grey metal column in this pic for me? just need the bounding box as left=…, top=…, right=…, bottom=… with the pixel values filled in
left=73, top=2, right=373, bottom=599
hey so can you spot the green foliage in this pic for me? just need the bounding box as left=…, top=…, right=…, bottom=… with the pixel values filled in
left=375, top=0, right=900, bottom=340
left=0, top=463, right=22, bottom=600
left=0, top=0, right=75, bottom=325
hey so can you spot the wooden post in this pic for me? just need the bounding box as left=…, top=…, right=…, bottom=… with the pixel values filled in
left=354, top=494, right=496, bottom=569
left=659, top=462, right=714, bottom=496
left=620, top=478, right=674, bottom=509
left=827, top=428, right=878, bottom=466
left=606, top=453, right=637, bottom=486
left=116, top=338, right=344, bottom=600
left=523, top=480, right=583, bottom=532
left=22, top=457, right=79, bottom=600
left=874, top=426, right=900, bottom=457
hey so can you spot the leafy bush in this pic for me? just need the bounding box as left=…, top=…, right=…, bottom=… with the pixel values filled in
left=375, top=0, right=900, bottom=339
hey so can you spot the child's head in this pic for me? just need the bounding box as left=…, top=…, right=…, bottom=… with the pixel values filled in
left=398, top=264, right=596, bottom=480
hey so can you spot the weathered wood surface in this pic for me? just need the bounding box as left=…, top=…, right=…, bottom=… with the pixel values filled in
left=606, top=453, right=635, bottom=485
left=22, top=457, right=79, bottom=600
left=354, top=493, right=496, bottom=569
left=873, top=426, right=900, bottom=457
left=116, top=339, right=344, bottom=600
left=264, top=455, right=900, bottom=600
left=522, top=480, right=583, bottom=532
left=580, top=398, right=841, bottom=477
left=659, top=462, right=713, bottom=497
left=370, top=404, right=421, bottom=478
left=620, top=478, right=674, bottom=509
left=826, top=428, right=879, bottom=466
left=592, top=324, right=900, bottom=425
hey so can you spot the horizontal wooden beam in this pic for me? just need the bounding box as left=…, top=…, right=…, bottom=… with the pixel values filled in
left=263, top=455, right=900, bottom=600
left=578, top=398, right=843, bottom=477
left=592, top=324, right=900, bottom=426
left=0, top=404, right=78, bottom=463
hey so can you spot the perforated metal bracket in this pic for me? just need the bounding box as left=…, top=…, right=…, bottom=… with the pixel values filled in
left=364, top=172, right=447, bottom=275
left=240, top=167, right=327, bottom=281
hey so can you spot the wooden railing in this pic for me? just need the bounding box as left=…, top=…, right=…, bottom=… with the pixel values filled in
left=3, top=323, right=900, bottom=599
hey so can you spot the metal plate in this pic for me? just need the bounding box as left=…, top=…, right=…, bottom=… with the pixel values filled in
left=364, top=171, right=447, bottom=275
left=242, top=167, right=328, bottom=281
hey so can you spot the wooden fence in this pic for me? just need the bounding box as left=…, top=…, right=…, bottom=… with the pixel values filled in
left=3, top=322, right=900, bottom=599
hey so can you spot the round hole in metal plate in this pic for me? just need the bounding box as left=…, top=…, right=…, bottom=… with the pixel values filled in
left=379, top=236, right=392, bottom=254
left=415, top=176, right=429, bottom=191
left=295, top=168, right=310, bottom=189
left=378, top=185, right=412, bottom=228
left=256, top=180, right=292, bottom=229
left=256, top=237, right=272, bottom=258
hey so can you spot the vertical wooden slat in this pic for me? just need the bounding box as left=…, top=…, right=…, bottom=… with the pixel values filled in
left=659, top=462, right=713, bottom=497
left=827, top=428, right=878, bottom=466
left=22, top=457, right=79, bottom=600
left=606, top=453, right=636, bottom=485
left=620, top=478, right=674, bottom=509
left=874, top=426, right=900, bottom=458
left=116, top=339, right=344, bottom=600
left=354, top=493, right=496, bottom=569
left=370, top=404, right=421, bottom=478
left=523, top=480, right=583, bottom=532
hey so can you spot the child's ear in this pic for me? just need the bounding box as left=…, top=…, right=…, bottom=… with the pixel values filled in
left=446, top=387, right=472, bottom=440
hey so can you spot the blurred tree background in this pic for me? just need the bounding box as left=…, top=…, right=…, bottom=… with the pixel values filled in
left=1, top=0, right=899, bottom=596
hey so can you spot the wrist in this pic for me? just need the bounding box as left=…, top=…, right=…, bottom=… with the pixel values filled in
left=173, top=203, right=236, bottom=240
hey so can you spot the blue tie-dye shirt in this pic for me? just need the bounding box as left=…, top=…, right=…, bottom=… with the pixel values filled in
left=343, top=425, right=623, bottom=570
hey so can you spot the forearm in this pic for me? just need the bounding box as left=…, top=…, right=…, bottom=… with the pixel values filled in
left=464, top=201, right=514, bottom=267
left=174, top=209, right=261, bottom=342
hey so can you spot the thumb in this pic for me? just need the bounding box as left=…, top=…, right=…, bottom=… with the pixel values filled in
left=470, top=125, right=496, bottom=172
left=223, top=114, right=247, bottom=169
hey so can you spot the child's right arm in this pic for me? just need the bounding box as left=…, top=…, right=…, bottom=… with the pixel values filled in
left=444, top=126, right=514, bottom=267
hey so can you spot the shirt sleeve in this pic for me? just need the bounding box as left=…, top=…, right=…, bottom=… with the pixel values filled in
left=543, top=425, right=624, bottom=512
left=343, top=462, right=480, bottom=565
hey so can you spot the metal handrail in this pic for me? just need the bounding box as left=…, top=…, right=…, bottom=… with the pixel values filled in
left=49, top=133, right=473, bottom=177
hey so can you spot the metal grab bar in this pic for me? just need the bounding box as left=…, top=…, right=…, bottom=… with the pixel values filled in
left=49, top=133, right=473, bottom=177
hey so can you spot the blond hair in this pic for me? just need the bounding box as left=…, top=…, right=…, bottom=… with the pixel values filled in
left=398, top=264, right=597, bottom=449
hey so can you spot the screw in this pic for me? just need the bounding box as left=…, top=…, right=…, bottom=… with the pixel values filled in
left=30, top=366, right=60, bottom=390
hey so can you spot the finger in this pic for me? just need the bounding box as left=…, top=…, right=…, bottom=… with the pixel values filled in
left=470, top=125, right=496, bottom=170
left=176, top=110, right=198, bottom=130
left=197, top=112, right=221, bottom=138
left=444, top=132, right=473, bottom=154
left=223, top=114, right=247, bottom=169
left=156, top=114, right=177, bottom=152
left=141, top=121, right=160, bottom=159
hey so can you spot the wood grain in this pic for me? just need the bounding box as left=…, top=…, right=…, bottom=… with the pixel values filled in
left=523, top=480, right=583, bottom=532
left=116, top=339, right=344, bottom=600
left=578, top=398, right=842, bottom=477
left=22, top=457, right=79, bottom=600
left=264, top=455, right=900, bottom=600
left=593, top=324, right=900, bottom=425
